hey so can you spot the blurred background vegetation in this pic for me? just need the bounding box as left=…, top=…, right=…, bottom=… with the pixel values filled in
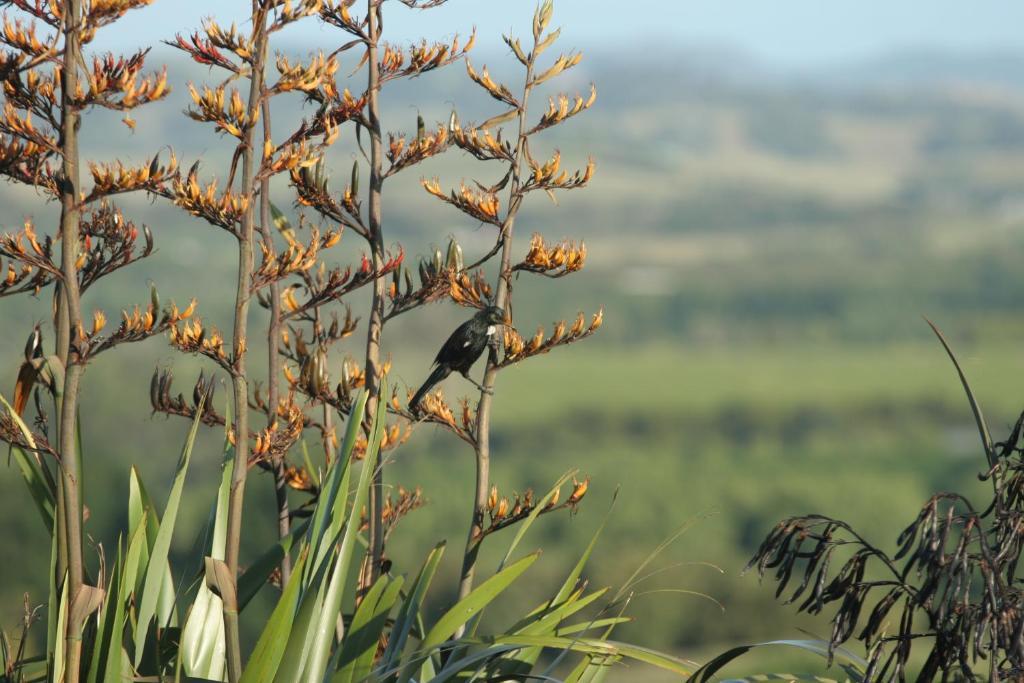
left=5, top=10, right=1024, bottom=678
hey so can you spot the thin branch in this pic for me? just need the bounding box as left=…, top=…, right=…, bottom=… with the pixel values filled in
left=258, top=91, right=292, bottom=587
left=222, top=5, right=270, bottom=680
left=455, top=21, right=536, bottom=619
left=360, top=0, right=387, bottom=591
left=56, top=2, right=86, bottom=680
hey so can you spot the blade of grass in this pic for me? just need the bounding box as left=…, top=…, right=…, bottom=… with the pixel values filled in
left=86, top=537, right=121, bottom=683
left=46, top=509, right=59, bottom=668
left=614, top=511, right=712, bottom=604
left=0, top=393, right=55, bottom=531
left=392, top=551, right=542, bottom=683
left=181, top=451, right=232, bottom=680
left=302, top=385, right=386, bottom=683
left=498, top=470, right=576, bottom=572
left=552, top=489, right=616, bottom=606
left=52, top=573, right=68, bottom=683
left=498, top=492, right=619, bottom=676
left=237, top=519, right=308, bottom=612
left=433, top=634, right=692, bottom=683
left=271, top=556, right=331, bottom=683
left=564, top=655, right=616, bottom=683
left=498, top=635, right=692, bottom=675
left=460, top=471, right=576, bottom=645
left=332, top=574, right=404, bottom=683
left=304, top=391, right=367, bottom=586
left=379, top=541, right=445, bottom=674
left=425, top=551, right=540, bottom=646
left=555, top=618, right=632, bottom=637
left=133, top=397, right=206, bottom=667
left=108, top=518, right=147, bottom=682
left=925, top=318, right=995, bottom=464
left=516, top=588, right=609, bottom=636
left=89, top=518, right=146, bottom=683
left=687, top=639, right=867, bottom=683
left=239, top=548, right=311, bottom=683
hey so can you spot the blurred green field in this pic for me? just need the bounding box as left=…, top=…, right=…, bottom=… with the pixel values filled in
left=3, top=339, right=1017, bottom=677
left=388, top=339, right=1017, bottom=660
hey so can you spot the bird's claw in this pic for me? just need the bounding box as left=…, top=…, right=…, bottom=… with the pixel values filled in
left=466, top=377, right=493, bottom=395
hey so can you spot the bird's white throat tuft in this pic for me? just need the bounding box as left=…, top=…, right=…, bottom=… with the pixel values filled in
left=486, top=325, right=496, bottom=336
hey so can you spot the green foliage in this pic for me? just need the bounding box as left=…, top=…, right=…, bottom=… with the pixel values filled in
left=179, top=448, right=232, bottom=680
left=0, top=388, right=690, bottom=681
left=132, top=395, right=205, bottom=665
left=698, top=327, right=1024, bottom=680
left=690, top=639, right=868, bottom=682
left=0, top=393, right=55, bottom=532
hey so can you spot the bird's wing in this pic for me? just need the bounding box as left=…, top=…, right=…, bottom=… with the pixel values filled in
left=434, top=318, right=475, bottom=366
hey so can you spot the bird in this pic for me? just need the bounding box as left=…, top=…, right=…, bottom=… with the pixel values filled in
left=13, top=324, right=43, bottom=416
left=410, top=305, right=506, bottom=412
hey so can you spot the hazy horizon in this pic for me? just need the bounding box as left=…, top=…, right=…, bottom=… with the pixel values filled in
left=85, top=0, right=1024, bottom=71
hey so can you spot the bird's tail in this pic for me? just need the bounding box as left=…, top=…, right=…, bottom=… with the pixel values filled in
left=410, top=365, right=450, bottom=413
left=13, top=361, right=38, bottom=416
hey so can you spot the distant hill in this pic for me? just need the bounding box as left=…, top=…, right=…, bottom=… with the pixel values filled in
left=827, top=48, right=1024, bottom=90
left=5, top=45, right=1024, bottom=344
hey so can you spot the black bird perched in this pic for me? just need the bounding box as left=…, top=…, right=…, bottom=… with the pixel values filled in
left=410, top=305, right=506, bottom=412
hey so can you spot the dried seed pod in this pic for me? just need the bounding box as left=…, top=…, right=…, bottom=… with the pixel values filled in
left=446, top=238, right=463, bottom=272
left=418, top=258, right=431, bottom=286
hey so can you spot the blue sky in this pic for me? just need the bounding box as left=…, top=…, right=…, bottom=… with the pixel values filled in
left=94, top=1, right=1024, bottom=67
